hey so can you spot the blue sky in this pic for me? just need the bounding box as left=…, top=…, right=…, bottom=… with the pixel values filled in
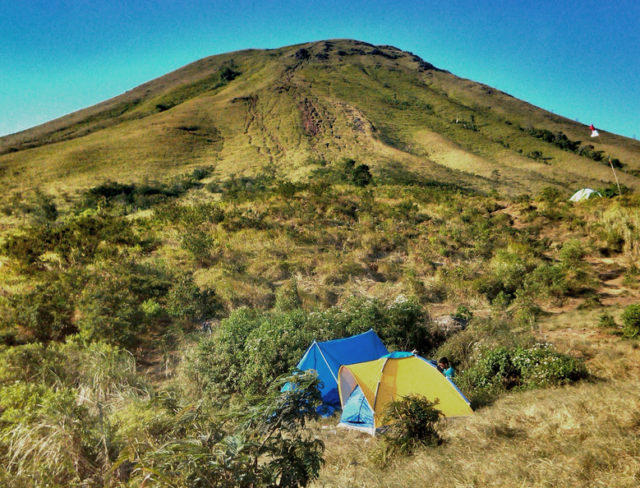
left=1, top=0, right=639, bottom=138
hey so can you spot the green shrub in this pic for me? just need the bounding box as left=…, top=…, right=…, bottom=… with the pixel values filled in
left=371, top=395, right=443, bottom=466
left=125, top=371, right=325, bottom=488
left=76, top=174, right=211, bottom=213
left=0, top=383, right=100, bottom=485
left=526, top=264, right=569, bottom=299
left=461, top=344, right=587, bottom=392
left=351, top=164, right=373, bottom=187
left=491, top=291, right=512, bottom=310
left=77, top=274, right=145, bottom=346
left=597, top=311, right=617, bottom=329
left=539, top=187, right=564, bottom=202
left=7, top=276, right=76, bottom=342
left=559, top=239, right=587, bottom=266
left=0, top=343, right=64, bottom=385
left=621, top=303, right=640, bottom=338
left=154, top=202, right=225, bottom=227
left=454, top=305, right=473, bottom=321
left=276, top=181, right=298, bottom=198
left=381, top=395, right=443, bottom=454
left=166, top=275, right=220, bottom=322
left=0, top=341, right=143, bottom=395
left=188, top=297, right=434, bottom=395
left=0, top=214, right=139, bottom=266
left=180, top=229, right=215, bottom=263
left=489, top=250, right=530, bottom=295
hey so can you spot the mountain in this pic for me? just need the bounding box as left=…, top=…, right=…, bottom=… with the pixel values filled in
left=1, top=39, right=639, bottom=195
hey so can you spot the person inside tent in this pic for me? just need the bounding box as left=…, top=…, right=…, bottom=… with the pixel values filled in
left=438, top=357, right=455, bottom=379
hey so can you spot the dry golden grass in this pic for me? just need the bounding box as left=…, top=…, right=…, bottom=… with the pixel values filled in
left=539, top=307, right=640, bottom=382
left=314, top=381, right=640, bottom=487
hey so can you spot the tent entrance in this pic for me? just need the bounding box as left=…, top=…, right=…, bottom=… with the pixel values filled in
left=338, top=385, right=375, bottom=432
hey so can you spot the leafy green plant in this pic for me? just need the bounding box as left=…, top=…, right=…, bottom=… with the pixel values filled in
left=0, top=214, right=140, bottom=267
left=166, top=275, right=219, bottom=322
left=371, top=395, right=443, bottom=465
left=559, top=239, right=587, bottom=266
left=597, top=311, right=617, bottom=329
left=123, top=371, right=325, bottom=488
left=621, top=303, right=640, bottom=338
left=188, top=297, right=434, bottom=395
left=461, top=344, right=587, bottom=392
left=539, top=187, right=564, bottom=203
left=180, top=229, right=215, bottom=264
left=7, top=275, right=76, bottom=342
left=382, top=395, right=443, bottom=451
left=454, top=305, right=473, bottom=321
left=0, top=384, right=100, bottom=486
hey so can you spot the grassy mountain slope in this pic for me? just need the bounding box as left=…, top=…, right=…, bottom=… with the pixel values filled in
left=2, top=39, right=639, bottom=196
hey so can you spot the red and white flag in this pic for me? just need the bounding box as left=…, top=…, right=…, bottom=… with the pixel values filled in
left=590, top=124, right=599, bottom=138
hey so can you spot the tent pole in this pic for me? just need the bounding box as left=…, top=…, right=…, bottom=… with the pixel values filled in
left=371, top=357, right=390, bottom=433
left=316, top=343, right=339, bottom=384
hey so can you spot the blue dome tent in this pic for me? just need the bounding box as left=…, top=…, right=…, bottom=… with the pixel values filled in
left=285, top=330, right=389, bottom=412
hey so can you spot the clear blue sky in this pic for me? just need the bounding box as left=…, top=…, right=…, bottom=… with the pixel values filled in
left=1, top=0, right=639, bottom=138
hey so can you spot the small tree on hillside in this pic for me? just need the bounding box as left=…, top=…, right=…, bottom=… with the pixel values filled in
left=351, top=164, right=373, bottom=187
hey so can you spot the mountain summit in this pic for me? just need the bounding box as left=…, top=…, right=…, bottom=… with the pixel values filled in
left=1, top=39, right=639, bottom=194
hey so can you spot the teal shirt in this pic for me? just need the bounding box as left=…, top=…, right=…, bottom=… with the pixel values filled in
left=443, top=367, right=455, bottom=379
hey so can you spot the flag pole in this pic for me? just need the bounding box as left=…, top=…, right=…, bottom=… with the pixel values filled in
left=592, top=126, right=622, bottom=197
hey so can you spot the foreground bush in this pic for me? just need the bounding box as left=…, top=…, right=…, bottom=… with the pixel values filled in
left=123, top=371, right=325, bottom=488
left=0, top=341, right=148, bottom=486
left=379, top=395, right=443, bottom=457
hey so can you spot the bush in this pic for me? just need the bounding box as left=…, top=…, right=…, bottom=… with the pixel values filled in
left=77, top=273, right=145, bottom=346
left=166, top=275, right=220, bottom=322
left=559, top=239, right=587, bottom=266
left=0, top=214, right=139, bottom=266
left=351, top=164, right=373, bottom=187
left=621, top=303, right=640, bottom=338
left=526, top=264, right=568, bottom=299
left=125, top=371, right=325, bottom=488
left=381, top=395, right=443, bottom=452
left=7, top=276, right=76, bottom=342
left=489, top=250, right=531, bottom=296
left=371, top=395, right=443, bottom=465
left=539, top=187, right=564, bottom=202
left=0, top=340, right=151, bottom=486
left=180, top=229, right=215, bottom=264
left=0, top=343, right=64, bottom=385
left=597, top=311, right=617, bottom=328
left=454, top=305, right=473, bottom=321
left=188, top=297, right=434, bottom=395
left=155, top=202, right=225, bottom=228
left=461, top=344, right=588, bottom=392
left=0, top=383, right=100, bottom=485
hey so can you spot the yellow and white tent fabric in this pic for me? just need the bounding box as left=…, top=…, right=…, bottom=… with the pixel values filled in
left=337, top=352, right=473, bottom=434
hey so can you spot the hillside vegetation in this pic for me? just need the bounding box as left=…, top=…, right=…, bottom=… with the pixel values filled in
left=0, top=158, right=639, bottom=486
left=0, top=40, right=639, bottom=487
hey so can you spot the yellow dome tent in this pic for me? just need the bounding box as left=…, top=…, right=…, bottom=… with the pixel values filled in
left=337, top=352, right=473, bottom=434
